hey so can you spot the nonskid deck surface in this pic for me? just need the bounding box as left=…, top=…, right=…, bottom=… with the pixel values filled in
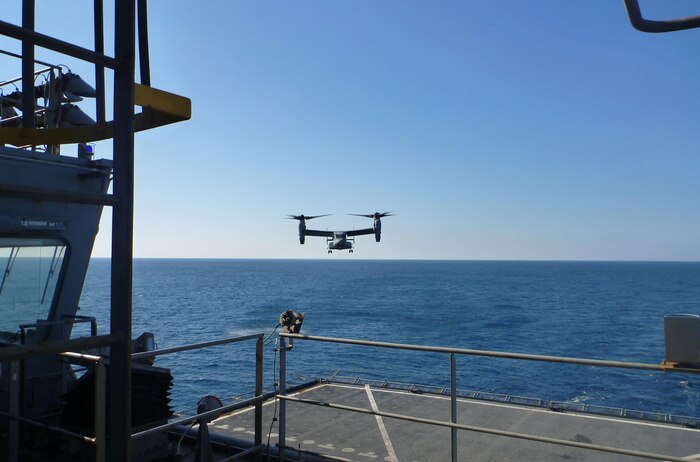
left=209, top=382, right=700, bottom=462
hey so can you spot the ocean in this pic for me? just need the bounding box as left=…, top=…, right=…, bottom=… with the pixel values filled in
left=78, top=259, right=700, bottom=417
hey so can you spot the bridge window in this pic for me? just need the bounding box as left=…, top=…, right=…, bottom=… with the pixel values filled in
left=0, top=238, right=67, bottom=334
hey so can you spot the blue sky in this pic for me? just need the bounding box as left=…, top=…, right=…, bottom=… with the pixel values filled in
left=2, top=1, right=699, bottom=260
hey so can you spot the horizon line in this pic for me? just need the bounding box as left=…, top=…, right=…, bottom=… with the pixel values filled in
left=87, top=257, right=700, bottom=263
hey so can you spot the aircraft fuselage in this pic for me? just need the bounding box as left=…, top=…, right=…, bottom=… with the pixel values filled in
left=328, top=232, right=353, bottom=250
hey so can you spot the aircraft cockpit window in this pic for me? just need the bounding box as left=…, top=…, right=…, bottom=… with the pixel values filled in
left=0, top=238, right=67, bottom=335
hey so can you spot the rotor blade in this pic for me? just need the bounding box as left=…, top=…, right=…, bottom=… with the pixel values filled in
left=348, top=212, right=394, bottom=218
left=286, top=214, right=330, bottom=221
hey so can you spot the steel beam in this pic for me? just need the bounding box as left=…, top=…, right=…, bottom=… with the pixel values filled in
left=21, top=0, right=34, bottom=130
left=0, top=20, right=117, bottom=69
left=94, top=0, right=106, bottom=123
left=108, top=0, right=136, bottom=460
left=137, top=0, right=151, bottom=86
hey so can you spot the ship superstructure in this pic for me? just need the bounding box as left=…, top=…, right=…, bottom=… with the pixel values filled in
left=0, top=1, right=189, bottom=460
left=1, top=1, right=700, bottom=461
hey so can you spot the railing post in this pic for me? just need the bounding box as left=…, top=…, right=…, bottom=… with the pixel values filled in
left=279, top=336, right=287, bottom=462
left=450, top=352, right=457, bottom=462
left=254, top=336, right=263, bottom=461
left=95, top=359, right=106, bottom=462
left=8, top=360, right=20, bottom=462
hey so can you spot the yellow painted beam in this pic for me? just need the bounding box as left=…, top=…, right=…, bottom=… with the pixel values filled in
left=0, top=85, right=191, bottom=147
left=134, top=84, right=191, bottom=120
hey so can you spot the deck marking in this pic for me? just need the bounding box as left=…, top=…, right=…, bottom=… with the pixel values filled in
left=328, top=384, right=700, bottom=432
left=365, top=384, right=398, bottom=462
left=214, top=382, right=327, bottom=420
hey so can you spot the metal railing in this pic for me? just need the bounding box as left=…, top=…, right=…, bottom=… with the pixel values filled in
left=324, top=375, right=700, bottom=426
left=130, top=332, right=266, bottom=453
left=0, top=351, right=106, bottom=462
left=19, top=315, right=98, bottom=343
left=1, top=332, right=266, bottom=462
left=277, top=333, right=700, bottom=462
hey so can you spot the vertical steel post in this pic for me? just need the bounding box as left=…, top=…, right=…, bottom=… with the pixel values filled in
left=279, top=337, right=287, bottom=462
left=8, top=360, right=19, bottom=462
left=109, top=1, right=136, bottom=461
left=94, top=0, right=106, bottom=123
left=450, top=353, right=457, bottom=462
left=137, top=0, right=151, bottom=86
left=255, top=336, right=263, bottom=460
left=21, top=0, right=35, bottom=130
left=94, top=359, right=106, bottom=462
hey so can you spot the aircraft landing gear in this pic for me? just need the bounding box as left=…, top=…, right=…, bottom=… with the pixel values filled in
left=349, top=249, right=353, bottom=253
left=328, top=250, right=332, bottom=254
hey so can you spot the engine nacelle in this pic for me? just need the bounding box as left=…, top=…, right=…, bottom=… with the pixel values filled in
left=299, top=220, right=306, bottom=244
left=374, top=217, right=382, bottom=242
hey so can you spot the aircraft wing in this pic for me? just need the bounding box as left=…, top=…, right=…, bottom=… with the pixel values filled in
left=346, top=228, right=374, bottom=237
left=305, top=229, right=334, bottom=237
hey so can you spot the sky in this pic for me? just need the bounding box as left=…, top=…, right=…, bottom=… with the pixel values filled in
left=2, top=1, right=699, bottom=260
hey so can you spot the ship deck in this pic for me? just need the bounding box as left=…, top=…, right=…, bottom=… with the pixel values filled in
left=206, top=380, right=700, bottom=461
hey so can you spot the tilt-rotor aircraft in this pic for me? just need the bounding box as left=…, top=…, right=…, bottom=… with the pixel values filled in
left=288, top=212, right=393, bottom=253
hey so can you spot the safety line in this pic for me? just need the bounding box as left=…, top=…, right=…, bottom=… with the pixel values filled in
left=365, top=384, right=398, bottom=462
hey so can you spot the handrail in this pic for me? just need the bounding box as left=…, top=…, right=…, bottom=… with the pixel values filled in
left=62, top=315, right=98, bottom=337
left=0, top=334, right=118, bottom=361
left=2, top=351, right=107, bottom=461
left=131, top=332, right=262, bottom=360
left=278, top=333, right=700, bottom=462
left=132, top=394, right=265, bottom=440
left=20, top=316, right=98, bottom=343
left=0, top=49, right=58, bottom=70
left=0, top=65, right=57, bottom=87
left=130, top=333, right=265, bottom=460
left=0, top=333, right=264, bottom=462
left=280, top=332, right=700, bottom=374
left=0, top=410, right=96, bottom=443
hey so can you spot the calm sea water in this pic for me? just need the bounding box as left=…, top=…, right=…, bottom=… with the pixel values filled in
left=78, top=259, right=700, bottom=417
